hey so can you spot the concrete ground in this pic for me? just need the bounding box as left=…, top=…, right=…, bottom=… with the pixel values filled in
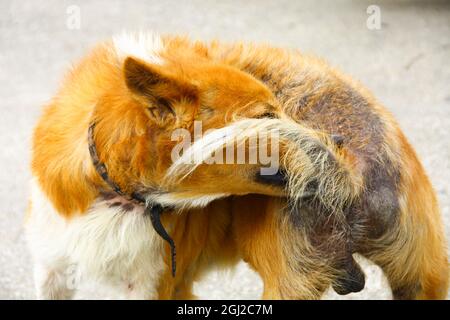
left=0, top=0, right=449, bottom=299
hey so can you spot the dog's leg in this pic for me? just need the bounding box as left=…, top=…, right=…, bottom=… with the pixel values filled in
left=156, top=200, right=239, bottom=300
left=365, top=236, right=448, bottom=300
left=364, top=219, right=449, bottom=300
left=33, top=260, right=75, bottom=300
left=26, top=189, right=77, bottom=299
left=361, top=154, right=449, bottom=300
left=232, top=195, right=336, bottom=299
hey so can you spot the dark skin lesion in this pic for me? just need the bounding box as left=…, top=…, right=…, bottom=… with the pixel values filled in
left=99, top=192, right=136, bottom=213
left=108, top=201, right=122, bottom=208
left=286, top=193, right=366, bottom=295
left=121, top=203, right=135, bottom=212
left=258, top=73, right=401, bottom=294
left=276, top=76, right=401, bottom=239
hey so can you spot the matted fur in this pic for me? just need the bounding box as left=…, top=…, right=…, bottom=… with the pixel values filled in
left=27, top=32, right=448, bottom=300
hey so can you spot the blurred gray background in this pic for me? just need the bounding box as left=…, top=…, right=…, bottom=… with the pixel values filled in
left=0, top=0, right=449, bottom=299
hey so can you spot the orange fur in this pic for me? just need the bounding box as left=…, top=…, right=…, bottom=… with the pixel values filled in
left=30, top=34, right=448, bottom=299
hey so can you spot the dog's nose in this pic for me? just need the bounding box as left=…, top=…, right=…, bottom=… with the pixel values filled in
left=255, top=169, right=288, bottom=187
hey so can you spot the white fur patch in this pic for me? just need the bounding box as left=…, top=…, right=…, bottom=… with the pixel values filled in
left=147, top=192, right=230, bottom=210
left=113, top=31, right=164, bottom=65
left=26, top=178, right=166, bottom=299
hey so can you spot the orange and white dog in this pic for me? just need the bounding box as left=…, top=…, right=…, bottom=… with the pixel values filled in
left=26, top=33, right=448, bottom=299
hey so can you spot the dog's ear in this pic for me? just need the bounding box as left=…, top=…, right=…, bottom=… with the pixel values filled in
left=123, top=57, right=198, bottom=127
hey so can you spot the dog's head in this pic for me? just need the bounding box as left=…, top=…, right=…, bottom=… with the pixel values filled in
left=89, top=35, right=353, bottom=211
left=92, top=44, right=292, bottom=208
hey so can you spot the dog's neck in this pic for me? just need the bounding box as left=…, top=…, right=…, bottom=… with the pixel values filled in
left=88, top=121, right=177, bottom=277
left=88, top=122, right=148, bottom=204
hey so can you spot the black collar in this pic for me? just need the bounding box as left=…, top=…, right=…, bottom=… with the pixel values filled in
left=88, top=122, right=176, bottom=277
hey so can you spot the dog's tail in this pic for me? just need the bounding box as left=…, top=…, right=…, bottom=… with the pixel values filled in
left=277, top=118, right=366, bottom=295
left=278, top=119, right=362, bottom=219
left=166, top=117, right=362, bottom=207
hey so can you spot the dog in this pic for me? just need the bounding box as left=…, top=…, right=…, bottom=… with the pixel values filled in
left=26, top=32, right=448, bottom=299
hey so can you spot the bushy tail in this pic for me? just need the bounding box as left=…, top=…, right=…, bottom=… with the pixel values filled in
left=166, top=117, right=362, bottom=209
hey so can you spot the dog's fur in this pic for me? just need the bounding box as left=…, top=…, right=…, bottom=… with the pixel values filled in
left=26, top=33, right=448, bottom=299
